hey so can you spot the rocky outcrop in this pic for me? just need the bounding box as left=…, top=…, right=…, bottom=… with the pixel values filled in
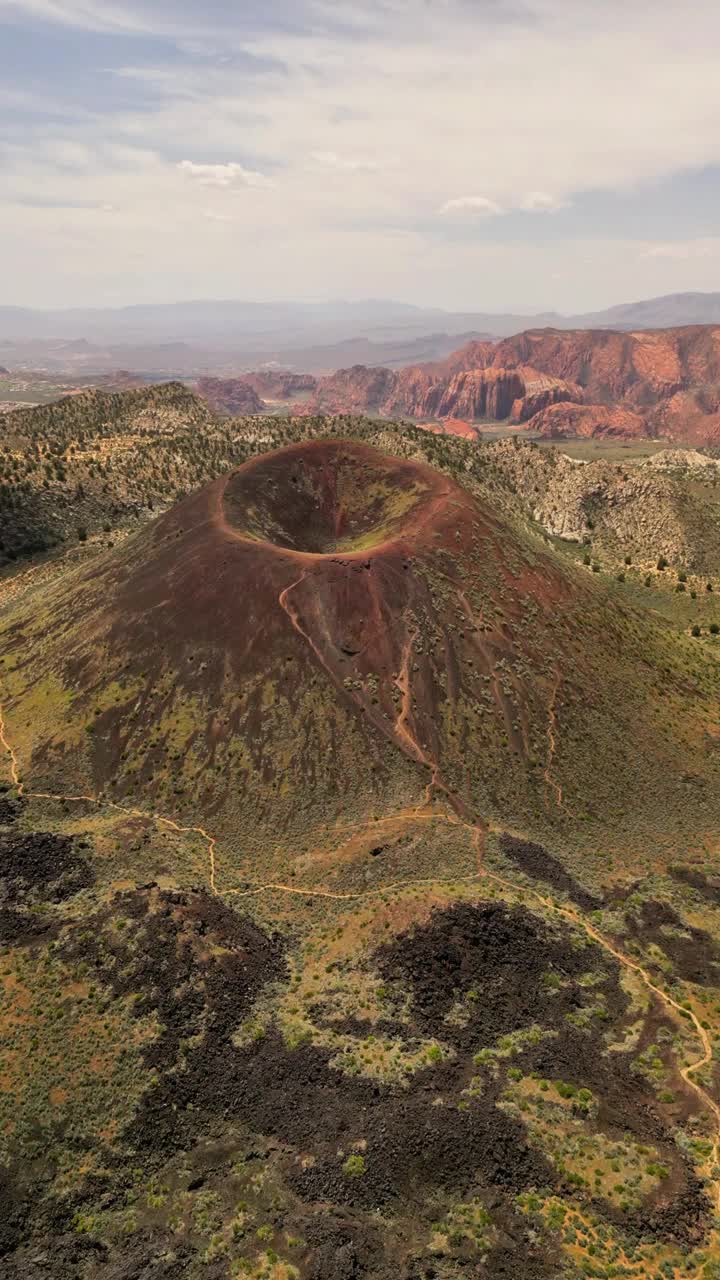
left=526, top=402, right=648, bottom=439
left=309, top=363, right=523, bottom=422
left=643, top=448, right=720, bottom=474
left=510, top=378, right=584, bottom=423
left=195, top=377, right=264, bottom=416
left=492, top=324, right=720, bottom=410
left=382, top=365, right=443, bottom=417
left=481, top=438, right=720, bottom=571
left=431, top=339, right=496, bottom=375
left=650, top=389, right=720, bottom=447
left=313, top=364, right=398, bottom=413
left=238, top=322, right=720, bottom=443
left=433, top=368, right=524, bottom=419
left=244, top=371, right=317, bottom=400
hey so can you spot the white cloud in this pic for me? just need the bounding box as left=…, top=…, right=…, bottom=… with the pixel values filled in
left=520, top=190, right=568, bottom=212
left=440, top=195, right=503, bottom=216
left=0, top=0, right=149, bottom=32
left=202, top=208, right=240, bottom=223
left=441, top=191, right=568, bottom=216
left=641, top=239, right=720, bottom=261
left=310, top=150, right=377, bottom=173
left=178, top=160, right=270, bottom=189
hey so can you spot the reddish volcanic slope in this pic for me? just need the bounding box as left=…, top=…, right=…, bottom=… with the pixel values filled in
left=9, top=441, right=544, bottom=839
left=2, top=439, right=714, bottom=871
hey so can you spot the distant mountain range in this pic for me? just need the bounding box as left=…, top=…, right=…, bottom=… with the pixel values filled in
left=2, top=292, right=720, bottom=376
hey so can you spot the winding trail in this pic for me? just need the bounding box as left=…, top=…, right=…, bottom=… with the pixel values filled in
left=0, top=708, right=218, bottom=892
left=543, top=668, right=568, bottom=814
left=392, top=625, right=427, bottom=765
left=483, top=864, right=720, bottom=1208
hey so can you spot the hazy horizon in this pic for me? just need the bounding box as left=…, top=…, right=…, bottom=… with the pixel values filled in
left=2, top=289, right=718, bottom=319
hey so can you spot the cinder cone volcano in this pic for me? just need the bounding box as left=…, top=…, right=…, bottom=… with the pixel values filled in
left=1, top=439, right=714, bottom=871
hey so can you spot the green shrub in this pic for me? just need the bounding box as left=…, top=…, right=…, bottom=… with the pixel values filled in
left=343, top=1154, right=367, bottom=1178
left=555, top=1081, right=577, bottom=1099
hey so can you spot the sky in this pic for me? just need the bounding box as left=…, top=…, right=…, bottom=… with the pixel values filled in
left=1, top=0, right=720, bottom=311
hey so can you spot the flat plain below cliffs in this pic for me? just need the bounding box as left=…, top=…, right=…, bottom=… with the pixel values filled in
left=196, top=324, right=720, bottom=447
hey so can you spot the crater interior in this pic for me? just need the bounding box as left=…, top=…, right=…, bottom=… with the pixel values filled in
left=222, top=439, right=440, bottom=555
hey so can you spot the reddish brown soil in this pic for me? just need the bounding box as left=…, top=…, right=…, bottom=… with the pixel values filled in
left=416, top=416, right=478, bottom=440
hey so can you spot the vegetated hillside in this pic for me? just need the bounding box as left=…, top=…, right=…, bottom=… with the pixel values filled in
left=0, top=382, right=247, bottom=559
left=2, top=439, right=718, bottom=862
left=483, top=438, right=720, bottom=574
left=262, top=324, right=720, bottom=445
left=3, top=436, right=720, bottom=1280
left=2, top=384, right=720, bottom=582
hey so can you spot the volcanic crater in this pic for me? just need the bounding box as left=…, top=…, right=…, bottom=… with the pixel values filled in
left=220, top=439, right=449, bottom=557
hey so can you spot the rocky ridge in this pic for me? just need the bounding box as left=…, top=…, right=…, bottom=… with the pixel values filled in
left=482, top=440, right=720, bottom=571
left=192, top=324, right=720, bottom=446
